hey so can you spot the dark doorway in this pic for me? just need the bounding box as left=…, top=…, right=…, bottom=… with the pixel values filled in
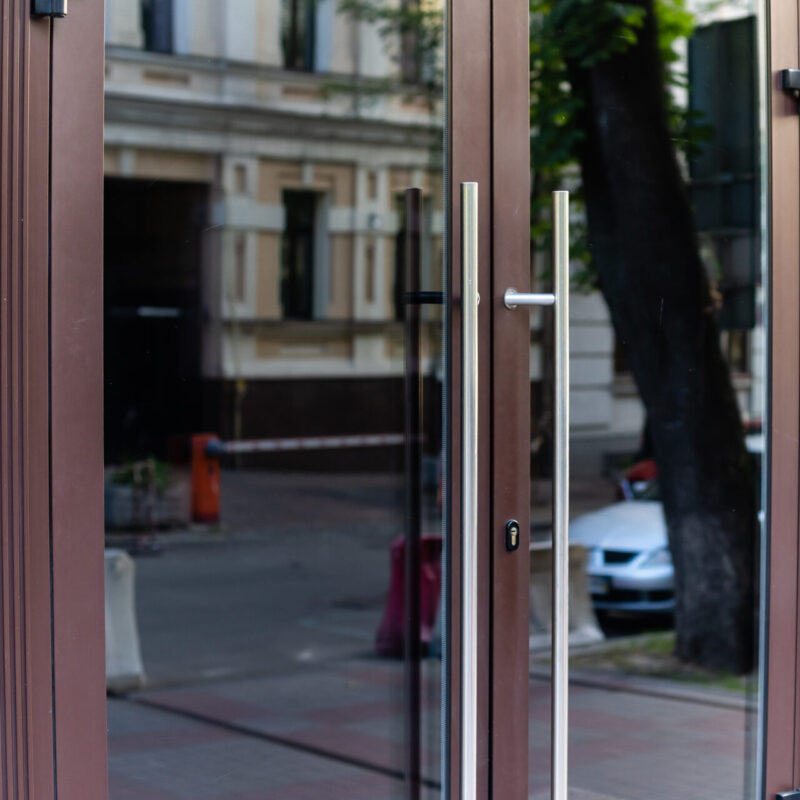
left=104, top=177, right=209, bottom=463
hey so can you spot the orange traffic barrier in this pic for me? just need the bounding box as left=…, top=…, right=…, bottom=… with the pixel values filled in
left=190, top=433, right=221, bottom=523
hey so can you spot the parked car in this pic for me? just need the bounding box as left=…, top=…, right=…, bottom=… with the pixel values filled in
left=572, top=435, right=764, bottom=615
left=570, top=496, right=674, bottom=614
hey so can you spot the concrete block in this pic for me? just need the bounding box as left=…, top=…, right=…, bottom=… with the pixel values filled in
left=529, top=542, right=604, bottom=651
left=105, top=549, right=145, bottom=692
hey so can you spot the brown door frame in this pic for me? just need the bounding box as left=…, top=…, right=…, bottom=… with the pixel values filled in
left=764, top=0, right=800, bottom=796
left=49, top=0, right=108, bottom=797
left=447, top=0, right=492, bottom=798
left=3, top=0, right=800, bottom=796
left=0, top=3, right=56, bottom=798
left=489, top=0, right=533, bottom=796
left=447, top=0, right=531, bottom=796
left=0, top=1, right=107, bottom=798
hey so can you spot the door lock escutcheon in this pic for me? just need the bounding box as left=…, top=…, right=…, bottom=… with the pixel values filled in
left=505, top=519, right=520, bottom=552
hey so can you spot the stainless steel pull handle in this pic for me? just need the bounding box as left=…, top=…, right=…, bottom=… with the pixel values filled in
left=551, top=190, right=570, bottom=800
left=461, top=181, right=479, bottom=800
left=504, top=189, right=570, bottom=800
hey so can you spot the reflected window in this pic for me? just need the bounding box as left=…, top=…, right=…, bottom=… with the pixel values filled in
left=281, top=190, right=317, bottom=319
left=282, top=0, right=317, bottom=71
left=141, top=0, right=173, bottom=54
left=689, top=16, right=758, bottom=331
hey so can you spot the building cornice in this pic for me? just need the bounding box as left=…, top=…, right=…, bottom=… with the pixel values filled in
left=105, top=91, right=441, bottom=150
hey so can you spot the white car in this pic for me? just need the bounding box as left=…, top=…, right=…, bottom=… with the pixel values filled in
left=570, top=435, right=763, bottom=615
left=569, top=500, right=674, bottom=614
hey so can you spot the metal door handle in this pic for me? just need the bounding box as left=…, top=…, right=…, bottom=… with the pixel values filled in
left=503, top=289, right=555, bottom=308
left=461, top=181, right=479, bottom=800
left=504, top=190, right=570, bottom=800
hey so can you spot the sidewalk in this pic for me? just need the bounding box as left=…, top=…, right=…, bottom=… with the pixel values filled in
left=108, top=657, right=755, bottom=800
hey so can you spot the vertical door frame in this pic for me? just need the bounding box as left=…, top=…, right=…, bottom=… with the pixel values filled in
left=49, top=0, right=109, bottom=797
left=0, top=1, right=107, bottom=798
left=447, top=0, right=493, bottom=791
left=447, top=0, right=531, bottom=796
left=0, top=3, right=55, bottom=798
left=764, top=0, right=800, bottom=794
left=489, top=0, right=533, bottom=793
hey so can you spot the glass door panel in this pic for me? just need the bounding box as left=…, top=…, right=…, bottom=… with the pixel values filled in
left=102, top=2, right=447, bottom=797
left=527, top=0, right=767, bottom=797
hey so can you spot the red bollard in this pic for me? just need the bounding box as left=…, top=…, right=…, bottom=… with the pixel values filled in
left=375, top=535, right=443, bottom=657
left=191, top=434, right=221, bottom=523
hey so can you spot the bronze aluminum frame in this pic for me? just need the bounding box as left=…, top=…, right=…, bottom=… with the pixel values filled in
left=764, top=0, right=800, bottom=794
left=0, top=4, right=107, bottom=796
left=0, top=3, right=55, bottom=798
left=489, top=0, right=533, bottom=793
left=0, top=0, right=799, bottom=795
left=49, top=0, right=109, bottom=797
left=448, top=0, right=493, bottom=797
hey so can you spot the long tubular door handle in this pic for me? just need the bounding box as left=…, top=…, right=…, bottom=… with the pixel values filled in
left=461, top=181, right=479, bottom=800
left=551, top=190, right=569, bottom=800
left=503, top=190, right=570, bottom=800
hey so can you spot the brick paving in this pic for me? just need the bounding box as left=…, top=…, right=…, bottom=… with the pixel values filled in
left=106, top=470, right=757, bottom=798
left=109, top=660, right=755, bottom=799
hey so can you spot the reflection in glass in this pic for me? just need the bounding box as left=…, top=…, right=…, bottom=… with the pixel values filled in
left=103, top=0, right=445, bottom=797
left=529, top=0, right=765, bottom=796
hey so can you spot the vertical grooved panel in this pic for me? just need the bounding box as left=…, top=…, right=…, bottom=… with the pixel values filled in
left=0, top=3, right=55, bottom=799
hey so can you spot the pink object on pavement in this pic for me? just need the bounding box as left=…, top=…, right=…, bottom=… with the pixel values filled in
left=375, top=535, right=443, bottom=658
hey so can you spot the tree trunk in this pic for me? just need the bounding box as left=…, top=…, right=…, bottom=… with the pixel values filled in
left=567, top=1, right=757, bottom=672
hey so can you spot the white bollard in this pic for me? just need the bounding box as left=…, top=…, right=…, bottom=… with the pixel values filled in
left=104, top=549, right=146, bottom=692
left=529, top=541, right=604, bottom=651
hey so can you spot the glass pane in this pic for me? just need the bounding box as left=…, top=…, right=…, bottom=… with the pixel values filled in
left=102, top=1, right=447, bottom=797
left=528, top=0, right=767, bottom=796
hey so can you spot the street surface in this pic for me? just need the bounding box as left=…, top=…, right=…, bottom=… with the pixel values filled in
left=107, top=470, right=756, bottom=799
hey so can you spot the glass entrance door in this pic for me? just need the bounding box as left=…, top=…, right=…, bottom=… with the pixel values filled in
left=102, top=2, right=450, bottom=797
left=518, top=0, right=770, bottom=797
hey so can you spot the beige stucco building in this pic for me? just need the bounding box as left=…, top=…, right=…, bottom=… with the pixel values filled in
left=102, top=0, right=763, bottom=472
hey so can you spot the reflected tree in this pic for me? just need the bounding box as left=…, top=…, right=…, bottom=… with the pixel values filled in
left=533, top=0, right=756, bottom=673
left=345, top=0, right=758, bottom=672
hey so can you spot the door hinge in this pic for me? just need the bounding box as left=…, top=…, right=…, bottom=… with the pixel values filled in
left=777, top=791, right=800, bottom=799
left=32, top=0, right=67, bottom=17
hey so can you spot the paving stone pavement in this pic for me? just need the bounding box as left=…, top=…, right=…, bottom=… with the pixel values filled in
left=108, top=660, right=756, bottom=800
left=106, top=471, right=756, bottom=798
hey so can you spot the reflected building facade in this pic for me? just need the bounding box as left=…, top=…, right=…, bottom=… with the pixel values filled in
left=104, top=0, right=444, bottom=466
left=103, top=0, right=762, bottom=473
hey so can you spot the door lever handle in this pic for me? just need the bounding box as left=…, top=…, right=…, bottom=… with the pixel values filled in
left=504, top=189, right=570, bottom=800
left=503, top=288, right=555, bottom=309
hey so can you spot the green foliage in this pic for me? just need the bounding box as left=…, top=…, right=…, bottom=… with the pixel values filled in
left=338, top=0, right=444, bottom=94
left=530, top=0, right=705, bottom=289
left=110, top=458, right=171, bottom=492
left=338, top=0, right=708, bottom=290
